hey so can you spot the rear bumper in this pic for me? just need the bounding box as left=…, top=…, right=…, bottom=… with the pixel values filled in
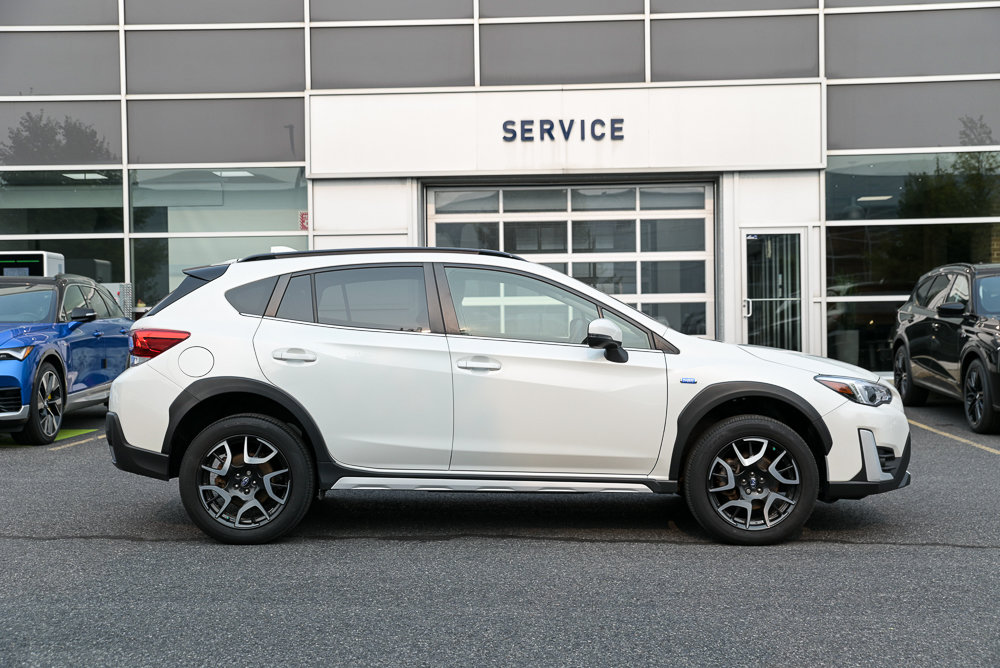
left=106, top=411, right=171, bottom=480
left=824, top=433, right=911, bottom=500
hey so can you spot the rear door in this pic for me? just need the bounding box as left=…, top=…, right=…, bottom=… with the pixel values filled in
left=253, top=263, right=454, bottom=470
left=906, top=272, right=954, bottom=388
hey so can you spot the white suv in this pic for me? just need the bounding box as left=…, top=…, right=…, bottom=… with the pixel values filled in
left=108, top=248, right=911, bottom=545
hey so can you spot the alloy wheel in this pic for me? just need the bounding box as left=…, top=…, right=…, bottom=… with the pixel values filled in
left=706, top=436, right=801, bottom=531
left=196, top=435, right=292, bottom=529
left=36, top=369, right=63, bottom=439
left=965, top=366, right=985, bottom=426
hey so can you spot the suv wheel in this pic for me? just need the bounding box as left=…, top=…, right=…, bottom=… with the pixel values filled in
left=684, top=415, right=818, bottom=545
left=964, top=359, right=1000, bottom=434
left=179, top=414, right=316, bottom=544
left=12, top=362, right=64, bottom=445
left=893, top=345, right=927, bottom=406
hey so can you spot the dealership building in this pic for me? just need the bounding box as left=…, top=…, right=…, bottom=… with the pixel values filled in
left=1, top=0, right=998, bottom=371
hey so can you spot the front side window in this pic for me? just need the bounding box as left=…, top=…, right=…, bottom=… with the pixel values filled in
left=945, top=275, right=970, bottom=307
left=976, top=275, right=1000, bottom=316
left=62, top=284, right=88, bottom=319
left=444, top=266, right=600, bottom=344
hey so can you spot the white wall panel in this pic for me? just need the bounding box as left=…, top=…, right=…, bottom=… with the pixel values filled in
left=736, top=171, right=821, bottom=224
left=310, top=84, right=823, bottom=177
left=312, top=179, right=417, bottom=240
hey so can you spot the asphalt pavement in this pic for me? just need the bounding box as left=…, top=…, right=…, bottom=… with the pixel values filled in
left=1, top=399, right=998, bottom=666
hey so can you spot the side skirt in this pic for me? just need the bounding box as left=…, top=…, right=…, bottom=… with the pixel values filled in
left=326, top=477, right=675, bottom=495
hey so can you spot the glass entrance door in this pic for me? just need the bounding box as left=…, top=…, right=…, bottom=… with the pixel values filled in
left=743, top=231, right=803, bottom=351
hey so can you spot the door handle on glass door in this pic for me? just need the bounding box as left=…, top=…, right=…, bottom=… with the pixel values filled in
left=272, top=348, right=317, bottom=362
left=743, top=299, right=753, bottom=318
left=456, top=357, right=502, bottom=372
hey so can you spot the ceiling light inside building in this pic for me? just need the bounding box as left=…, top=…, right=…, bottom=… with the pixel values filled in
left=211, top=170, right=255, bottom=178
left=62, top=172, right=108, bottom=180
left=857, top=195, right=893, bottom=202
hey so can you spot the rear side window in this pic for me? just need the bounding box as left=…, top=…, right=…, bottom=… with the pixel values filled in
left=315, top=266, right=429, bottom=332
left=225, top=276, right=278, bottom=316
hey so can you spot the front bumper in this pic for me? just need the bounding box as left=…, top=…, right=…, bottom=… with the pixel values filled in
left=823, top=433, right=911, bottom=500
left=0, top=404, right=29, bottom=430
left=106, top=411, right=171, bottom=481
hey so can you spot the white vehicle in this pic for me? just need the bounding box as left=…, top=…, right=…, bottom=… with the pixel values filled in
left=107, top=248, right=911, bottom=545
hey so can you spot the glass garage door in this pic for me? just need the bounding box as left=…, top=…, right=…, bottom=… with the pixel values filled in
left=427, top=184, right=715, bottom=337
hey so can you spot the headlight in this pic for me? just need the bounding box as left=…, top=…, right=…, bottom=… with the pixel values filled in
left=0, top=346, right=34, bottom=361
left=816, top=375, right=892, bottom=407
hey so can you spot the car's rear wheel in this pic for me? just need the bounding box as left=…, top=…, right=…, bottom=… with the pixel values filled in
left=684, top=415, right=818, bottom=545
left=963, top=359, right=1000, bottom=433
left=179, top=414, right=315, bottom=544
left=12, top=362, right=64, bottom=445
left=893, top=345, right=928, bottom=406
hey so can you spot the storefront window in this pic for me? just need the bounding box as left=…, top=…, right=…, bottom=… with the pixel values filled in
left=0, top=170, right=123, bottom=235
left=130, top=167, right=307, bottom=233
left=827, top=223, right=998, bottom=297
left=1, top=238, right=124, bottom=283
left=827, top=301, right=902, bottom=370
left=827, top=151, right=1000, bottom=221
left=131, top=236, right=307, bottom=307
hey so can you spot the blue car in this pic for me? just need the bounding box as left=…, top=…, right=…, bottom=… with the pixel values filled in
left=0, top=275, right=132, bottom=444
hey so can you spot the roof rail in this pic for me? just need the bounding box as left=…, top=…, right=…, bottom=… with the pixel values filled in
left=238, top=246, right=525, bottom=263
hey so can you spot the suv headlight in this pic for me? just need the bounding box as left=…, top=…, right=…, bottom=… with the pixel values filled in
left=0, top=346, right=34, bottom=361
left=816, top=375, right=892, bottom=407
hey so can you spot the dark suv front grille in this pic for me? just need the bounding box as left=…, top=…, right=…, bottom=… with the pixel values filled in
left=0, top=387, right=22, bottom=412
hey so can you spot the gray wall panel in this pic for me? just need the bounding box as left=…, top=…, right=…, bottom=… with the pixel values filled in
left=481, top=0, right=642, bottom=17
left=481, top=22, right=644, bottom=86
left=0, top=102, right=121, bottom=165
left=125, top=0, right=302, bottom=23
left=0, top=0, right=117, bottom=25
left=311, top=0, right=472, bottom=20
left=128, top=99, right=304, bottom=163
left=0, top=32, right=119, bottom=95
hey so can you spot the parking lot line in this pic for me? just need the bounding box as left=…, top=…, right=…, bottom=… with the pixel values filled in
left=908, top=419, right=1000, bottom=456
left=48, top=433, right=105, bottom=452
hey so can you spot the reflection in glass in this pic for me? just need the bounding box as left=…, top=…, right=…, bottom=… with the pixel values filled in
left=572, top=262, right=637, bottom=294
left=130, top=168, right=307, bottom=233
left=639, top=186, right=705, bottom=210
left=572, top=220, right=635, bottom=253
left=503, top=189, right=567, bottom=212
left=826, top=224, right=999, bottom=297
left=132, top=236, right=307, bottom=307
left=641, top=219, right=705, bottom=252
left=0, top=171, right=123, bottom=235
left=571, top=188, right=635, bottom=211
left=435, top=222, right=499, bottom=250
left=827, top=148, right=1000, bottom=221
left=642, top=261, right=705, bottom=293
left=827, top=301, right=902, bottom=371
left=641, top=303, right=706, bottom=335
left=434, top=190, right=499, bottom=214
left=0, top=103, right=121, bottom=165
left=504, top=221, right=567, bottom=254
left=539, top=262, right=567, bottom=274
left=1, top=238, right=124, bottom=283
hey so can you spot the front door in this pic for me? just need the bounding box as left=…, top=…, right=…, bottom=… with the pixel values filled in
left=742, top=231, right=805, bottom=351
left=440, top=265, right=668, bottom=475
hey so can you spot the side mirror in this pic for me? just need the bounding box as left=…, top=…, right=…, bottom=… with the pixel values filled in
left=68, top=307, right=98, bottom=323
left=587, top=318, right=628, bottom=363
left=936, top=302, right=966, bottom=317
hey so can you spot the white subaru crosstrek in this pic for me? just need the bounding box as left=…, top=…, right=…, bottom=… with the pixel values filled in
left=108, top=248, right=911, bottom=545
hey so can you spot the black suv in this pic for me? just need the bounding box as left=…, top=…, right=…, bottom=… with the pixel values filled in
left=892, top=263, right=1000, bottom=432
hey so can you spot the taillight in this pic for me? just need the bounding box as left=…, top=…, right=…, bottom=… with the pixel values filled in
left=130, top=329, right=190, bottom=359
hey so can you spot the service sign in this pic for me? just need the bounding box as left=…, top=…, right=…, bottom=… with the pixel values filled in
left=309, top=85, right=821, bottom=178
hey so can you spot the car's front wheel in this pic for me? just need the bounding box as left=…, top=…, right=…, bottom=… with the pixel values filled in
left=964, top=359, right=1000, bottom=434
left=684, top=415, right=818, bottom=545
left=893, top=345, right=928, bottom=406
left=179, top=414, right=316, bottom=544
left=12, top=362, right=64, bottom=445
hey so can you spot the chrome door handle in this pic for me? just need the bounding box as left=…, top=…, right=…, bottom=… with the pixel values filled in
left=92, top=331, right=103, bottom=338
left=456, top=357, right=502, bottom=371
left=272, top=348, right=317, bottom=362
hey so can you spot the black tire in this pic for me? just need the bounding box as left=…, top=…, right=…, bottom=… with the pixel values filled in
left=683, top=415, right=818, bottom=545
left=179, top=414, right=316, bottom=544
left=963, top=359, right=1000, bottom=434
left=893, top=345, right=928, bottom=407
left=11, top=362, right=64, bottom=445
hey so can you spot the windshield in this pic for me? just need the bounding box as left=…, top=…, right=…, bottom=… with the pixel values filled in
left=0, top=284, right=57, bottom=323
left=976, top=275, right=1000, bottom=316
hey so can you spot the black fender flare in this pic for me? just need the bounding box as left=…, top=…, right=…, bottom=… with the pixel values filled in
left=164, top=376, right=333, bottom=466
left=667, top=381, right=834, bottom=481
